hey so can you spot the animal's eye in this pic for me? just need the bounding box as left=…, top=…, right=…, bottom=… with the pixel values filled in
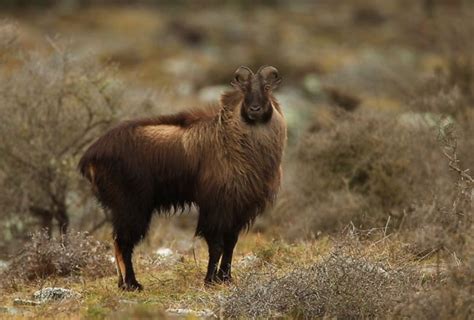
left=264, top=84, right=271, bottom=91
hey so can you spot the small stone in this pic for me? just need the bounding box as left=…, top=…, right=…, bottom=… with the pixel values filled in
left=33, top=287, right=81, bottom=303
left=13, top=299, right=41, bottom=306
left=303, top=73, right=322, bottom=96
left=155, top=247, right=174, bottom=258
left=166, top=308, right=216, bottom=318
left=0, top=260, right=8, bottom=271
left=119, top=299, right=138, bottom=305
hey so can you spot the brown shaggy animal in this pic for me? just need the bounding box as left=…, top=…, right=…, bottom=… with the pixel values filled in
left=78, top=66, right=286, bottom=290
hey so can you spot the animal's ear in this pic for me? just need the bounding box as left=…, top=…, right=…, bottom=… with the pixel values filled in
left=258, top=66, right=281, bottom=90
left=231, top=66, right=253, bottom=90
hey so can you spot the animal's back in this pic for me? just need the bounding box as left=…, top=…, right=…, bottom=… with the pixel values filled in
left=78, top=108, right=218, bottom=213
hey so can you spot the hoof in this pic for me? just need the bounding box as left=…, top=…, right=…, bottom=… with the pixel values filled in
left=204, top=273, right=232, bottom=286
left=120, top=281, right=143, bottom=291
left=216, top=270, right=233, bottom=284
left=204, top=277, right=216, bottom=287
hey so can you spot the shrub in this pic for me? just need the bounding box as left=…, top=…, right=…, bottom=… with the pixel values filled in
left=1, top=230, right=114, bottom=291
left=220, top=240, right=417, bottom=319
left=272, top=109, right=447, bottom=239
left=393, top=253, right=474, bottom=320
left=0, top=29, right=156, bottom=246
left=405, top=122, right=473, bottom=256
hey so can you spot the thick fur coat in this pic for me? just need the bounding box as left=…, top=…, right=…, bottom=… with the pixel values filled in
left=79, top=65, right=286, bottom=290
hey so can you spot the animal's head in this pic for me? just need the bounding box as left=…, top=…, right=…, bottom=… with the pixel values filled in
left=231, top=65, right=281, bottom=124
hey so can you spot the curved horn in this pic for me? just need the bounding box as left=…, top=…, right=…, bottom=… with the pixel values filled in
left=258, top=65, right=281, bottom=89
left=231, top=66, right=253, bottom=89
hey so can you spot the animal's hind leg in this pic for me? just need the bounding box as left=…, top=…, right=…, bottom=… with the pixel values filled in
left=113, top=238, right=125, bottom=288
left=216, top=230, right=239, bottom=283
left=112, top=207, right=153, bottom=291
left=116, top=237, right=142, bottom=291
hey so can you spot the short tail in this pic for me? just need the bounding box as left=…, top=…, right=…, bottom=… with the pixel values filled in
left=78, top=153, right=95, bottom=183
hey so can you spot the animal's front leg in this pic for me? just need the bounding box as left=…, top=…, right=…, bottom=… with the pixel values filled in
left=216, top=230, right=239, bottom=283
left=204, top=233, right=223, bottom=285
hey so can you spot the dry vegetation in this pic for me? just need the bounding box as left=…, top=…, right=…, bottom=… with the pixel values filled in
left=1, top=231, right=114, bottom=291
left=0, top=27, right=160, bottom=253
left=271, top=109, right=447, bottom=239
left=0, top=0, right=473, bottom=319
left=221, top=236, right=418, bottom=319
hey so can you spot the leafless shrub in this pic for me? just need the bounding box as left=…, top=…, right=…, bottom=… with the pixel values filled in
left=407, top=68, right=474, bottom=169
left=403, top=122, right=473, bottom=257
left=272, top=109, right=447, bottom=239
left=393, top=252, right=474, bottom=320
left=220, top=240, right=417, bottom=319
left=0, top=34, right=154, bottom=247
left=1, top=230, right=114, bottom=291
left=394, top=121, right=473, bottom=318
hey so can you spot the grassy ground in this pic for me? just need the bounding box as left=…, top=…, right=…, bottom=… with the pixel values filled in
left=0, top=232, right=334, bottom=319
left=1, top=232, right=450, bottom=319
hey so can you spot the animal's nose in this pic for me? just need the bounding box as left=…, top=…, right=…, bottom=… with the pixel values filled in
left=250, top=105, right=261, bottom=112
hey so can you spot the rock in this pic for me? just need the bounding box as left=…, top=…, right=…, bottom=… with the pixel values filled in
left=33, top=287, right=81, bottom=303
left=303, top=73, right=323, bottom=96
left=119, top=299, right=138, bottom=305
left=155, top=247, right=174, bottom=258
left=0, top=260, right=8, bottom=271
left=166, top=308, right=216, bottom=318
left=13, top=299, right=41, bottom=306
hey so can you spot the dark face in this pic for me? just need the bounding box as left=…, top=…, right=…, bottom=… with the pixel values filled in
left=231, top=66, right=281, bottom=124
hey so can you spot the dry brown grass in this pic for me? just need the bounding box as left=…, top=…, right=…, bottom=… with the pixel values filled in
left=1, top=231, right=114, bottom=291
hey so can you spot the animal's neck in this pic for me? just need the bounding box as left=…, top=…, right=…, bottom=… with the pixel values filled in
left=215, top=96, right=284, bottom=162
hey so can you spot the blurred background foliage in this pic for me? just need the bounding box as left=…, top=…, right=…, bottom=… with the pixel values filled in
left=0, top=0, right=473, bottom=261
